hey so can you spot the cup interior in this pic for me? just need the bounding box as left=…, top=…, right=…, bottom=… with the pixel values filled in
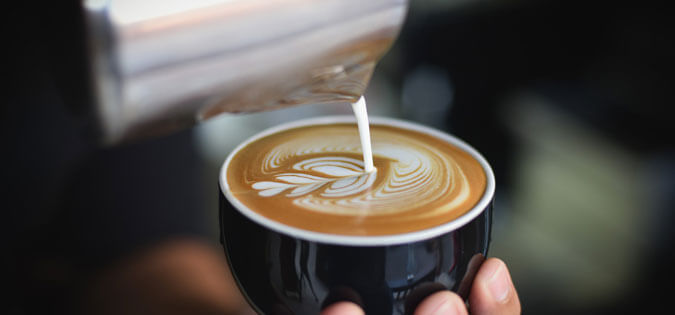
left=219, top=116, right=495, bottom=246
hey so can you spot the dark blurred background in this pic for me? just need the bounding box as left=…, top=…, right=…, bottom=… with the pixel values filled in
left=6, top=0, right=674, bottom=314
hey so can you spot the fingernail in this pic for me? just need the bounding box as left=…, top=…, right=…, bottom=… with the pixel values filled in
left=487, top=263, right=510, bottom=303
left=428, top=293, right=463, bottom=315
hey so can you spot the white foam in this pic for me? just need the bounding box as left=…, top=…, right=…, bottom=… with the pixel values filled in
left=247, top=127, right=471, bottom=217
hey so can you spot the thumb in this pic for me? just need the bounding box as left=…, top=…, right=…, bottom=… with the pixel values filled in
left=321, top=301, right=364, bottom=315
left=414, top=291, right=468, bottom=315
left=469, top=258, right=521, bottom=315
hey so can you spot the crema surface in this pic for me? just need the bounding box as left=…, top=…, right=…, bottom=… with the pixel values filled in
left=226, top=123, right=486, bottom=236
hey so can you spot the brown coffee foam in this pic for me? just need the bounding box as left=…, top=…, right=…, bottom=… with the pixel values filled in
left=226, top=123, right=486, bottom=236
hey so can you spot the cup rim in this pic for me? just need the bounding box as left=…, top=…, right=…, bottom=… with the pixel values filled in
left=219, top=115, right=495, bottom=246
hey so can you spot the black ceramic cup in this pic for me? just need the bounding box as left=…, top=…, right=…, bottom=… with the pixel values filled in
left=219, top=117, right=495, bottom=315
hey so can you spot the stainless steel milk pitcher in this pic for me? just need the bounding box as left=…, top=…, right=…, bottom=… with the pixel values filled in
left=83, top=0, right=408, bottom=143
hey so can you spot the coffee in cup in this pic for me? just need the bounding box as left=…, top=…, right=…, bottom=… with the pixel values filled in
left=225, top=119, right=487, bottom=236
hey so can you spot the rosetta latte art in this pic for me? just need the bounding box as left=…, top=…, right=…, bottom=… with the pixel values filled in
left=247, top=132, right=471, bottom=217
left=252, top=156, right=376, bottom=198
left=226, top=123, right=487, bottom=235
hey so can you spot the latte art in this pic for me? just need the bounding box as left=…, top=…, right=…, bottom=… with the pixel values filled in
left=226, top=122, right=486, bottom=236
left=252, top=156, right=376, bottom=198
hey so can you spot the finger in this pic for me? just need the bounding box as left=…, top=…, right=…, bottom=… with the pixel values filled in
left=321, top=301, right=364, bottom=315
left=414, top=290, right=468, bottom=315
left=469, top=258, right=521, bottom=315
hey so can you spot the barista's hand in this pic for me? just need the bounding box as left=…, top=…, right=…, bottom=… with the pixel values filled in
left=321, top=258, right=520, bottom=315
